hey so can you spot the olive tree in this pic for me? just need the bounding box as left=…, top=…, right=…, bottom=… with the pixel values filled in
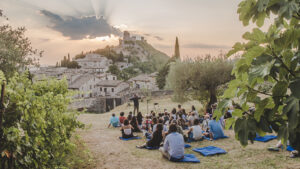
left=167, top=55, right=233, bottom=109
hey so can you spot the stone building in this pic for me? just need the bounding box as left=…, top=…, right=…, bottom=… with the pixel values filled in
left=76, top=54, right=113, bottom=73
left=128, top=72, right=159, bottom=91
left=68, top=74, right=101, bottom=98
left=95, top=80, right=129, bottom=97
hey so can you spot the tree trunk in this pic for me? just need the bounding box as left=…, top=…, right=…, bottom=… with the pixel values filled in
left=0, top=83, right=5, bottom=131
left=206, top=87, right=217, bottom=110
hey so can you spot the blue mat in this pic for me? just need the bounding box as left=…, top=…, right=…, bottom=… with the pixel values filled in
left=175, top=154, right=200, bottom=163
left=193, top=146, right=227, bottom=156
left=203, top=135, right=229, bottom=140
left=185, top=144, right=191, bottom=148
left=119, top=136, right=141, bottom=141
left=287, top=145, right=296, bottom=152
left=254, top=135, right=277, bottom=142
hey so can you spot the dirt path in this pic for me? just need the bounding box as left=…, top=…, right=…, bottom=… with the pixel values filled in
left=77, top=98, right=300, bottom=169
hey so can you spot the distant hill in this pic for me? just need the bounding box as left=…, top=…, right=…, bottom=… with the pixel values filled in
left=74, top=37, right=170, bottom=72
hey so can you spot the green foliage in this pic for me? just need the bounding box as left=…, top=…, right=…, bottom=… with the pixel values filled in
left=59, top=54, right=80, bottom=68
left=0, top=71, right=84, bottom=168
left=156, top=63, right=170, bottom=90
left=0, top=15, right=41, bottom=79
left=167, top=55, right=233, bottom=107
left=216, top=0, right=300, bottom=150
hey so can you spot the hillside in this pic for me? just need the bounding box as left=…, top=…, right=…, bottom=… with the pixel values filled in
left=77, top=97, right=300, bottom=169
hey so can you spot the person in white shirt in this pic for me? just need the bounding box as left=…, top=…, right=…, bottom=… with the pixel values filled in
left=159, top=124, right=185, bottom=161
left=187, top=119, right=203, bottom=141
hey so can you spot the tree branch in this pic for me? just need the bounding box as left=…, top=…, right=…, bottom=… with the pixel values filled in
left=247, top=85, right=273, bottom=97
left=270, top=48, right=296, bottom=77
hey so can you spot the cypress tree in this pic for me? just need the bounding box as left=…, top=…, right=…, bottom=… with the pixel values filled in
left=174, top=37, right=180, bottom=59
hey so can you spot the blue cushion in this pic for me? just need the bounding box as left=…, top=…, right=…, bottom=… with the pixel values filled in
left=193, top=146, right=227, bottom=156
left=287, top=145, right=295, bottom=152
left=184, top=144, right=191, bottom=148
left=172, top=154, right=200, bottom=163
left=254, top=135, right=277, bottom=142
left=119, top=136, right=141, bottom=141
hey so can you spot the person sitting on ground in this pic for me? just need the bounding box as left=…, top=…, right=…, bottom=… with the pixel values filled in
left=158, top=118, right=168, bottom=133
left=202, top=114, right=210, bottom=132
left=151, top=117, right=158, bottom=133
left=121, top=119, right=135, bottom=138
left=177, top=115, right=187, bottom=130
left=119, top=112, right=126, bottom=125
left=191, top=105, right=199, bottom=119
left=181, top=109, right=187, bottom=121
left=151, top=111, right=156, bottom=119
left=127, top=113, right=133, bottom=122
left=137, top=124, right=164, bottom=149
left=137, top=112, right=143, bottom=128
left=130, top=116, right=142, bottom=132
left=204, top=117, right=225, bottom=141
left=143, top=114, right=152, bottom=131
left=177, top=104, right=182, bottom=114
left=171, top=120, right=187, bottom=141
left=188, top=112, right=196, bottom=126
left=171, top=108, right=177, bottom=120
left=108, top=113, right=119, bottom=128
left=163, top=111, right=170, bottom=124
left=187, top=119, right=203, bottom=141
left=159, top=124, right=185, bottom=161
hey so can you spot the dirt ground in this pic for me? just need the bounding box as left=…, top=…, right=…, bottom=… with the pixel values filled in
left=77, top=97, right=300, bottom=169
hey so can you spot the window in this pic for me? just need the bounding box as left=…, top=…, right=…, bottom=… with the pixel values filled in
left=82, top=94, right=84, bottom=98
left=113, top=77, right=116, bottom=80
left=111, top=88, right=114, bottom=92
left=106, top=77, right=108, bottom=80
left=100, top=87, right=102, bottom=91
left=90, top=85, right=92, bottom=89
left=90, top=93, right=92, bottom=97
left=104, top=88, right=107, bottom=92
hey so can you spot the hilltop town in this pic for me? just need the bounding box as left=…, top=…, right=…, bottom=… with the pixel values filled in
left=31, top=31, right=170, bottom=113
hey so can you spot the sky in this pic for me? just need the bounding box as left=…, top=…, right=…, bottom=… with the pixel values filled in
left=0, top=0, right=255, bottom=65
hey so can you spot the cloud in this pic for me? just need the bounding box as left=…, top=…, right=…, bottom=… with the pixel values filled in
left=182, top=43, right=230, bottom=49
left=154, top=36, right=163, bottom=41
left=40, top=10, right=121, bottom=40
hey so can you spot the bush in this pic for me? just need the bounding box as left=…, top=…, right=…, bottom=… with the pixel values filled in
left=0, top=71, right=84, bottom=169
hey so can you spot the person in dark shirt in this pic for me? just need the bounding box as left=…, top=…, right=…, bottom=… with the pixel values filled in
left=137, top=112, right=143, bottom=127
left=130, top=116, right=142, bottom=132
left=130, top=94, right=141, bottom=116
left=137, top=124, right=164, bottom=149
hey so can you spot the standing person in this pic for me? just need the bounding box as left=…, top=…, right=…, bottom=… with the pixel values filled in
left=159, top=124, right=185, bottom=161
left=130, top=94, right=141, bottom=116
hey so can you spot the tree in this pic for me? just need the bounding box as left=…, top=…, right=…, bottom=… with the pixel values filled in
left=0, top=71, right=83, bottom=168
left=215, top=0, right=300, bottom=151
left=156, top=63, right=170, bottom=89
left=108, top=64, right=121, bottom=77
left=174, top=37, right=180, bottom=59
left=0, top=12, right=41, bottom=79
left=167, top=55, right=233, bottom=108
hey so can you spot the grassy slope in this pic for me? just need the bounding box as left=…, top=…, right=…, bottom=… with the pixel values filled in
left=78, top=96, right=300, bottom=169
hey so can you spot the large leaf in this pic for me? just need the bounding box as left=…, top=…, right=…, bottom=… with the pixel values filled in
left=289, top=78, right=300, bottom=99
left=248, top=60, right=274, bottom=84
left=272, top=81, right=288, bottom=97
left=283, top=96, right=299, bottom=130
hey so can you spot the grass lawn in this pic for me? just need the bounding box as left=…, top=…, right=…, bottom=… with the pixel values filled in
left=78, top=96, right=300, bottom=169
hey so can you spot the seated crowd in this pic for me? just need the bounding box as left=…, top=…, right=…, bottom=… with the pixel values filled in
left=108, top=103, right=232, bottom=161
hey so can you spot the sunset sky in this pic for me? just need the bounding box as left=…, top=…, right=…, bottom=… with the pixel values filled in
left=0, top=0, right=255, bottom=65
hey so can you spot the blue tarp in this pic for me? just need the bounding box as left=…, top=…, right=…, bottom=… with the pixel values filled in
left=254, top=135, right=277, bottom=142
left=184, top=144, right=191, bottom=148
left=119, top=136, right=141, bottom=141
left=193, top=146, right=227, bottom=156
left=175, top=154, right=200, bottom=163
